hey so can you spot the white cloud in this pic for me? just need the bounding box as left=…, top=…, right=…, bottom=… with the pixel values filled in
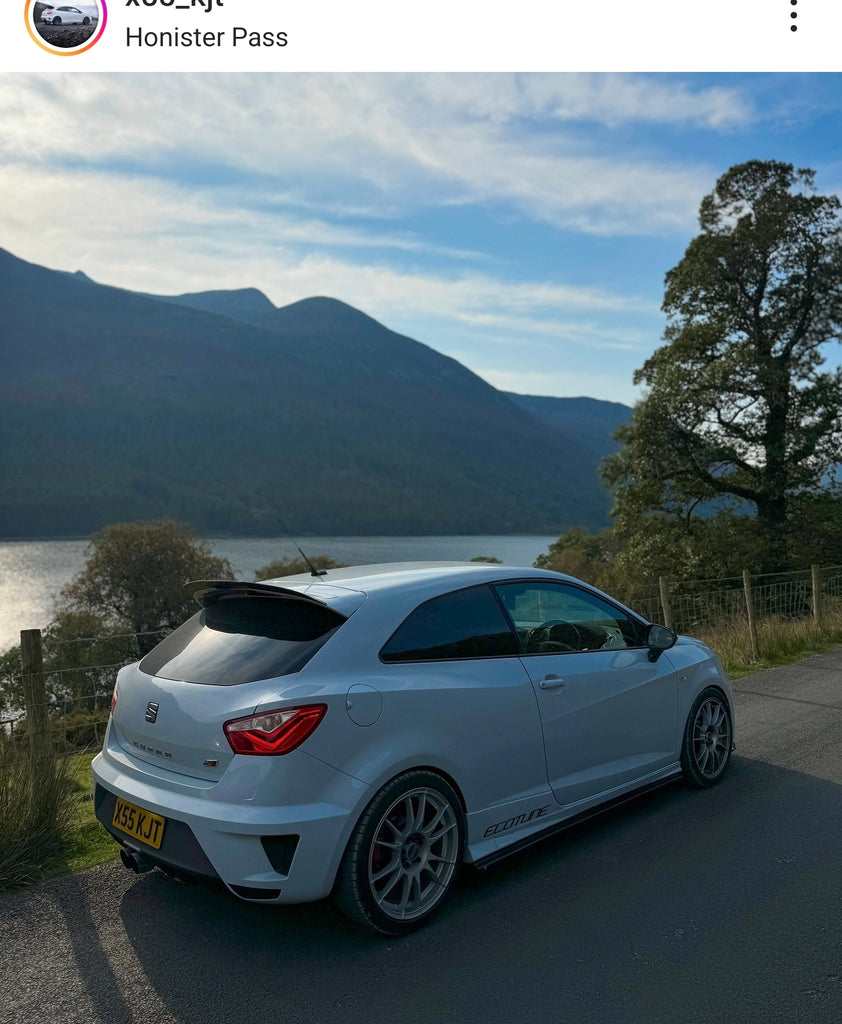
left=451, top=313, right=655, bottom=349
left=0, top=73, right=742, bottom=236
left=0, top=72, right=760, bottom=404
left=409, top=73, right=752, bottom=129
left=3, top=163, right=656, bottom=318
left=1, top=157, right=658, bottom=408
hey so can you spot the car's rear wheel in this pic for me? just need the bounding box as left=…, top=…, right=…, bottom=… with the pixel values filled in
left=52, top=16, right=61, bottom=23
left=83, top=16, right=90, bottom=23
left=335, top=770, right=464, bottom=935
left=681, top=687, right=732, bottom=787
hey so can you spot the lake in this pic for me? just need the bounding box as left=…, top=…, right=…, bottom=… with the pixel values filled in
left=0, top=534, right=557, bottom=652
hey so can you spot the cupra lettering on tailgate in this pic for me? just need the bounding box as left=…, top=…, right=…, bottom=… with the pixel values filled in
left=133, top=740, right=173, bottom=759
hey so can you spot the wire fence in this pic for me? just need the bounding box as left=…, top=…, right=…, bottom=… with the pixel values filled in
left=625, top=564, right=841, bottom=637
left=0, top=628, right=169, bottom=751
left=601, top=563, right=842, bottom=668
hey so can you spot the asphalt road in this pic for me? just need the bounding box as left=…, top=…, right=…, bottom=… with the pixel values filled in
left=1, top=651, right=840, bottom=1024
left=35, top=23, right=97, bottom=48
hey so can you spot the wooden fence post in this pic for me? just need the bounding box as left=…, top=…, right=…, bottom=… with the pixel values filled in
left=742, top=570, right=759, bottom=661
left=811, top=564, right=822, bottom=624
left=21, top=628, right=52, bottom=765
left=658, top=576, right=674, bottom=630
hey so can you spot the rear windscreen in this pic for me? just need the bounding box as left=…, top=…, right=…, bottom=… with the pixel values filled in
left=139, top=595, right=346, bottom=685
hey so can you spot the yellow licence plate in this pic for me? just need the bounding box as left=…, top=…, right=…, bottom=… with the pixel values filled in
left=112, top=797, right=166, bottom=850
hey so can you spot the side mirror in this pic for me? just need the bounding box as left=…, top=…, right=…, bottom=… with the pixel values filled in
left=646, top=623, right=677, bottom=662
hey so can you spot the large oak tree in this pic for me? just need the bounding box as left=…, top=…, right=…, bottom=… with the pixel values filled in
left=604, top=161, right=842, bottom=571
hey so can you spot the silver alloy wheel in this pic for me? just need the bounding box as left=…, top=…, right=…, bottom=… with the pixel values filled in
left=367, top=786, right=460, bottom=921
left=691, top=696, right=731, bottom=778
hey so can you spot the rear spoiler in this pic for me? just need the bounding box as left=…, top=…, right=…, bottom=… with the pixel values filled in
left=185, top=579, right=333, bottom=610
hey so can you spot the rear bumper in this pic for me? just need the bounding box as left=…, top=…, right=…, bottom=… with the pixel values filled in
left=94, top=783, right=221, bottom=881
left=92, top=733, right=372, bottom=904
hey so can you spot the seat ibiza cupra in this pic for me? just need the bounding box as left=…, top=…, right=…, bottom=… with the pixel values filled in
left=92, top=562, right=734, bottom=935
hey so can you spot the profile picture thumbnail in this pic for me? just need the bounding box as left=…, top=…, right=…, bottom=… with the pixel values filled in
left=29, top=0, right=105, bottom=53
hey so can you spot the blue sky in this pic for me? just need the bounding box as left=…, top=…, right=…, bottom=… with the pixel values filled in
left=1, top=72, right=841, bottom=404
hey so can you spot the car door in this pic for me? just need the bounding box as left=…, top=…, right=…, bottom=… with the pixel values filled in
left=494, top=581, right=678, bottom=808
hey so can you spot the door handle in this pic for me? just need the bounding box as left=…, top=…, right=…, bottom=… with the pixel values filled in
left=539, top=674, right=566, bottom=690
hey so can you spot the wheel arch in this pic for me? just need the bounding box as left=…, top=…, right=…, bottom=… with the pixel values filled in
left=680, top=682, right=734, bottom=788
left=402, top=763, right=467, bottom=815
left=330, top=763, right=468, bottom=887
left=694, top=682, right=734, bottom=720
left=347, top=762, right=469, bottom=844
left=680, top=680, right=735, bottom=740
left=332, top=763, right=468, bottom=933
left=677, top=669, right=734, bottom=740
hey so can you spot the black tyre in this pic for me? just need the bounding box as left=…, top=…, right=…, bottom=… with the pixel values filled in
left=83, top=16, right=90, bottom=23
left=335, top=770, right=464, bottom=936
left=52, top=16, right=61, bottom=23
left=680, top=687, right=733, bottom=788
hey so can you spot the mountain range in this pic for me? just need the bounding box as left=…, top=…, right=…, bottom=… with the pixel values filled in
left=0, top=247, right=631, bottom=538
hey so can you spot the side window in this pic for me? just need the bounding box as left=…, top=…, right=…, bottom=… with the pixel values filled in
left=380, top=585, right=518, bottom=663
left=494, top=582, right=643, bottom=655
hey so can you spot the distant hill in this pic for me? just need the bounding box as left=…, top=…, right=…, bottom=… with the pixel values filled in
left=161, top=288, right=632, bottom=463
left=504, top=393, right=630, bottom=461
left=158, top=287, right=276, bottom=326
left=0, top=247, right=627, bottom=538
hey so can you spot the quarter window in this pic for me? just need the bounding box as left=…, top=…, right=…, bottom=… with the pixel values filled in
left=494, top=582, right=643, bottom=655
left=380, top=585, right=518, bottom=662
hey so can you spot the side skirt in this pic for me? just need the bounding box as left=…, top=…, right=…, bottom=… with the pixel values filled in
left=473, top=770, right=683, bottom=870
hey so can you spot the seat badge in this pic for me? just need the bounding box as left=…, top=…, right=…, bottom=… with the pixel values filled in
left=145, top=701, right=159, bottom=724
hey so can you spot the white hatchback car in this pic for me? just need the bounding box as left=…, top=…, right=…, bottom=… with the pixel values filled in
left=92, top=563, right=734, bottom=935
left=41, top=5, right=91, bottom=23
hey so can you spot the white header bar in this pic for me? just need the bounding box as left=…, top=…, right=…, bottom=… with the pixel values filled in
left=5, top=0, right=841, bottom=72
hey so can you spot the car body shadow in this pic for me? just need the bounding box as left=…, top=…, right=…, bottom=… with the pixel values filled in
left=112, top=755, right=842, bottom=1024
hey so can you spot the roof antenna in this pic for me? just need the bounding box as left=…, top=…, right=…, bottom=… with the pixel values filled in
left=277, top=516, right=327, bottom=578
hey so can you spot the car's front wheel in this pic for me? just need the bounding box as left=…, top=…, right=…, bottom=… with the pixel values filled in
left=335, top=770, right=464, bottom=935
left=681, top=687, right=733, bottom=787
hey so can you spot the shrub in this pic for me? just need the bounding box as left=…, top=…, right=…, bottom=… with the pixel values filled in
left=0, top=743, right=80, bottom=890
left=53, top=711, right=110, bottom=752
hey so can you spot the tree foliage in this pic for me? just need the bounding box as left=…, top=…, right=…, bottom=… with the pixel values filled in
left=0, top=520, right=233, bottom=728
left=60, top=519, right=233, bottom=651
left=254, top=554, right=347, bottom=580
left=533, top=528, right=619, bottom=586
left=1, top=607, right=140, bottom=726
left=604, top=161, right=842, bottom=571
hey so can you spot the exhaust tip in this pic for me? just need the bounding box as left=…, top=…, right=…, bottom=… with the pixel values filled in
left=120, top=847, right=139, bottom=873
left=120, top=846, right=153, bottom=874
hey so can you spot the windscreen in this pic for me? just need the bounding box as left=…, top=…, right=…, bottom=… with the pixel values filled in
left=139, top=595, right=346, bottom=685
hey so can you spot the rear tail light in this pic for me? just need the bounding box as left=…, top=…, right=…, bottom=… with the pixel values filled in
left=224, top=704, right=327, bottom=755
left=110, top=683, right=118, bottom=716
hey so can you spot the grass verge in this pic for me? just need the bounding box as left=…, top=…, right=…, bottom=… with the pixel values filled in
left=696, top=604, right=842, bottom=678
left=42, top=751, right=121, bottom=879
left=0, top=748, right=119, bottom=892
